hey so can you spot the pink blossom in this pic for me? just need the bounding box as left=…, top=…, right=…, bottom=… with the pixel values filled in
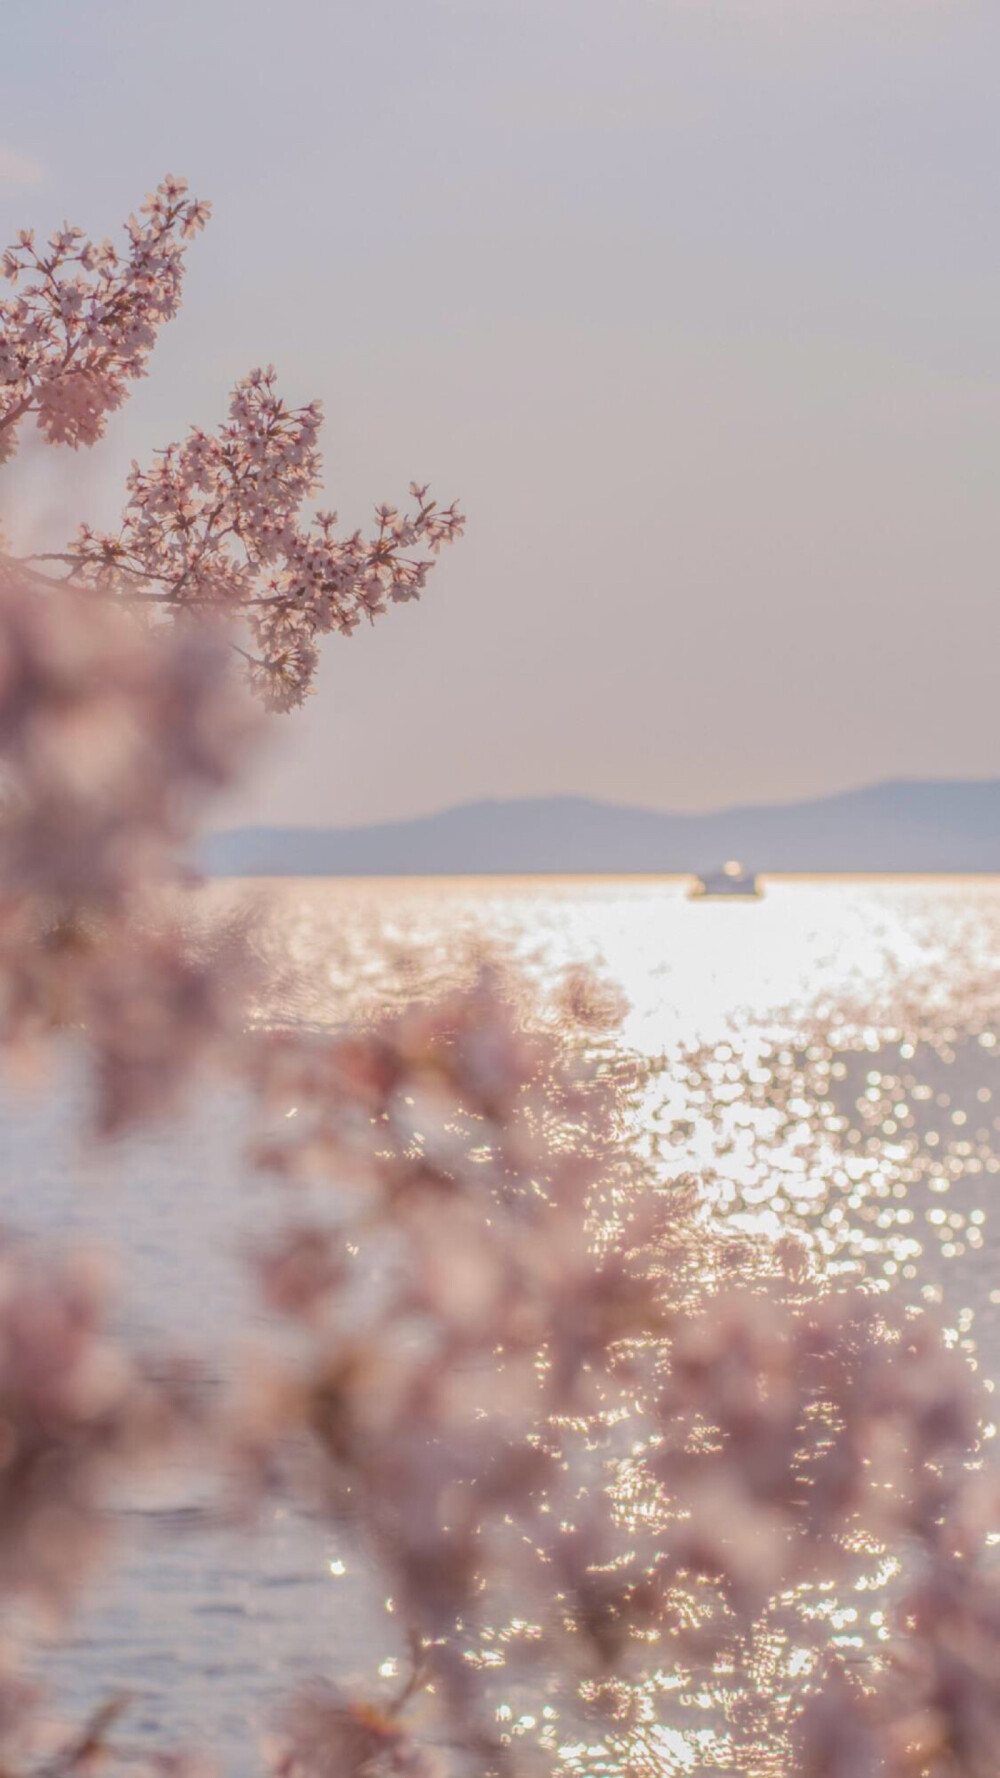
left=0, top=179, right=209, bottom=456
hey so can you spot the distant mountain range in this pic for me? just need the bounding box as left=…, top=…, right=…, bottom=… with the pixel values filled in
left=198, top=779, right=1000, bottom=877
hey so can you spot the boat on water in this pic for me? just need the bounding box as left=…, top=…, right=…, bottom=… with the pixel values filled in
left=689, top=860, right=762, bottom=899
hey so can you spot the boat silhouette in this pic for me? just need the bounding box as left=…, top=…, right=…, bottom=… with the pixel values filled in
left=689, top=860, right=761, bottom=899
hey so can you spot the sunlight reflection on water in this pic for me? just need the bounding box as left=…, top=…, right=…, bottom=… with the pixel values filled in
left=16, top=876, right=1000, bottom=1773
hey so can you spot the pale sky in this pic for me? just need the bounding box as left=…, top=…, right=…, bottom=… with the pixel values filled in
left=1, top=0, right=998, bottom=827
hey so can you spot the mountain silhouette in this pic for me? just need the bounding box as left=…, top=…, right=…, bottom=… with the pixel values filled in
left=199, top=779, right=1000, bottom=876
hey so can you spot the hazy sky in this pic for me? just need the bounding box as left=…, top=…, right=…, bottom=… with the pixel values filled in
left=2, top=0, right=998, bottom=827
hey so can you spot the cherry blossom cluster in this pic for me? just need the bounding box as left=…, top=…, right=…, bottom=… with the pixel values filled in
left=0, top=177, right=209, bottom=460
left=62, top=369, right=464, bottom=709
left=2, top=179, right=461, bottom=708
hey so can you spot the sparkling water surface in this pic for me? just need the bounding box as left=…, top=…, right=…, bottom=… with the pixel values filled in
left=6, top=876, right=1000, bottom=1773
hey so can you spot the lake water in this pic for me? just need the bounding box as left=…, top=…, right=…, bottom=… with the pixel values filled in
left=7, top=876, right=1000, bottom=1774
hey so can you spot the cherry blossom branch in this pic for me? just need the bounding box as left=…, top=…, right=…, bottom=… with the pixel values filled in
left=1, top=177, right=209, bottom=457
left=58, top=372, right=464, bottom=709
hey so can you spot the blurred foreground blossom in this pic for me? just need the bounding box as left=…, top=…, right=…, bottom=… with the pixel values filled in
left=0, top=558, right=259, bottom=1127
left=269, top=1685, right=435, bottom=1778
left=0, top=1239, right=191, bottom=1619
left=238, top=975, right=1000, bottom=1774
left=0, top=559, right=256, bottom=907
